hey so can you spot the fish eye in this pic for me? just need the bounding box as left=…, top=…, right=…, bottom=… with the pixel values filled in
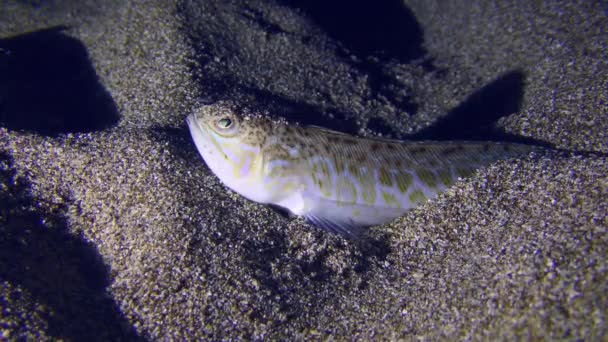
left=217, top=117, right=232, bottom=128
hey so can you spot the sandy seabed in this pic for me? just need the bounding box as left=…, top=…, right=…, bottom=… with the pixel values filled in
left=0, top=0, right=606, bottom=340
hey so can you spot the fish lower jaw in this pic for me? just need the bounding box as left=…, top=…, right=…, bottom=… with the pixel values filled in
left=219, top=178, right=276, bottom=204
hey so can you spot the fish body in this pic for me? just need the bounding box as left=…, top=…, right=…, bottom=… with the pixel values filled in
left=187, top=102, right=542, bottom=236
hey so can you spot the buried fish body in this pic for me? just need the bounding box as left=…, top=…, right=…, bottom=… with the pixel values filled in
left=187, top=102, right=543, bottom=237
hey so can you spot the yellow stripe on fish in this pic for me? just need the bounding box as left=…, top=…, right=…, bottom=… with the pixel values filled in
left=187, top=102, right=543, bottom=237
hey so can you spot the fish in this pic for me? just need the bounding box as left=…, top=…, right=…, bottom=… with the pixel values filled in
left=187, top=101, right=543, bottom=237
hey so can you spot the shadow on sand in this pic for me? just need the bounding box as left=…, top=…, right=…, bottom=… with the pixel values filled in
left=0, top=26, right=119, bottom=136
left=0, top=152, right=139, bottom=340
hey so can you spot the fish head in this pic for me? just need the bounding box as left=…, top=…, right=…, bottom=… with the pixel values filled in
left=187, top=102, right=272, bottom=201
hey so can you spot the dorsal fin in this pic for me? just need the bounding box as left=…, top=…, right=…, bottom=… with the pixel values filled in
left=307, top=124, right=409, bottom=144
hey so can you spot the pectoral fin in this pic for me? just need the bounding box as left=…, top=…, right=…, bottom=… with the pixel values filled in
left=288, top=192, right=404, bottom=238
left=304, top=213, right=367, bottom=237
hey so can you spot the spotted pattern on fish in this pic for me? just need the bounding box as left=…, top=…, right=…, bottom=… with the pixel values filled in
left=187, top=101, right=543, bottom=237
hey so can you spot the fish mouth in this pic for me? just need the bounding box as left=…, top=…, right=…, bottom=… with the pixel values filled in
left=186, top=114, right=200, bottom=132
left=187, top=114, right=208, bottom=138
left=187, top=114, right=227, bottom=161
left=187, top=114, right=211, bottom=150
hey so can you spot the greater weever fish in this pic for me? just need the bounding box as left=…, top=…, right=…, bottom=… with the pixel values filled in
left=187, top=101, right=543, bottom=237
